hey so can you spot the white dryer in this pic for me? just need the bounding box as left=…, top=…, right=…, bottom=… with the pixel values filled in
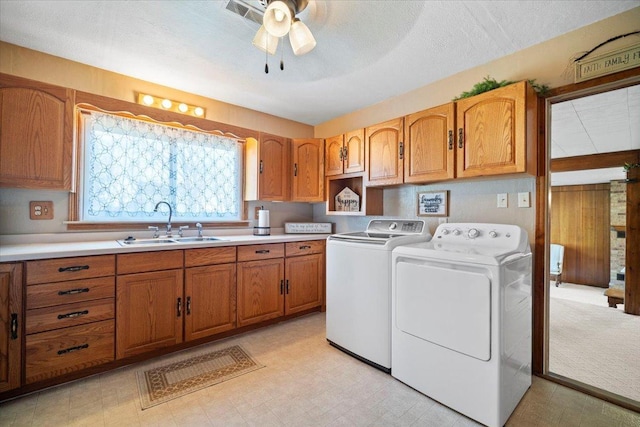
left=392, top=223, right=532, bottom=427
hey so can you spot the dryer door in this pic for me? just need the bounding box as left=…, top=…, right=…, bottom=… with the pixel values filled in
left=395, top=260, right=491, bottom=361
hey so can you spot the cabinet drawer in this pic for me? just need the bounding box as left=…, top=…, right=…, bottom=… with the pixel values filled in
left=26, top=255, right=115, bottom=285
left=185, top=246, right=236, bottom=268
left=237, top=243, right=285, bottom=262
left=26, top=298, right=114, bottom=335
left=27, top=276, right=115, bottom=309
left=285, top=240, right=325, bottom=257
left=117, top=250, right=183, bottom=274
left=26, top=320, right=114, bottom=384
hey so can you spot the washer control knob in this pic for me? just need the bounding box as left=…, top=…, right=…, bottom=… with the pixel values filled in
left=453, top=229, right=461, bottom=236
left=441, top=229, right=450, bottom=235
left=468, top=228, right=479, bottom=239
left=489, top=230, right=498, bottom=238
left=389, top=222, right=397, bottom=230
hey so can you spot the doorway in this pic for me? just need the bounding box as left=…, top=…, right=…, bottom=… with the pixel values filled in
left=545, top=79, right=640, bottom=408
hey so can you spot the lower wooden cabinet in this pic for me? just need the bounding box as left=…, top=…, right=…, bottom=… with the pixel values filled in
left=0, top=263, right=22, bottom=393
left=285, top=253, right=323, bottom=315
left=116, top=269, right=184, bottom=359
left=26, top=320, right=114, bottom=384
left=184, top=263, right=237, bottom=341
left=237, top=258, right=285, bottom=327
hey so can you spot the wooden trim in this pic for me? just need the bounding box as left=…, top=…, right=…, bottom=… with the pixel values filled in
left=626, top=168, right=639, bottom=315
left=551, top=150, right=640, bottom=173
left=75, top=91, right=258, bottom=140
left=532, top=175, right=547, bottom=375
left=545, top=67, right=640, bottom=99
left=66, top=221, right=249, bottom=231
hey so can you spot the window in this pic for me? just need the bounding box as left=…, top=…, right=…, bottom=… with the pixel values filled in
left=80, top=110, right=242, bottom=222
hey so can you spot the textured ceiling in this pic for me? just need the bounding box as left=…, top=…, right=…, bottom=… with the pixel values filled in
left=1, top=0, right=638, bottom=126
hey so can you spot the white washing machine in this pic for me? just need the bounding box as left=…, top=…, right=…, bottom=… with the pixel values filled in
left=392, top=223, right=532, bottom=427
left=326, top=219, right=431, bottom=372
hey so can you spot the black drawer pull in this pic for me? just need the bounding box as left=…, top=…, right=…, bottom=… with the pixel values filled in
left=280, top=280, right=284, bottom=295
left=57, top=310, right=89, bottom=320
left=58, top=344, right=89, bottom=355
left=10, top=313, right=18, bottom=340
left=186, top=296, right=192, bottom=315
left=58, top=265, right=90, bottom=273
left=177, top=297, right=182, bottom=317
left=58, top=288, right=90, bottom=296
left=299, top=245, right=311, bottom=250
left=255, top=250, right=270, bottom=254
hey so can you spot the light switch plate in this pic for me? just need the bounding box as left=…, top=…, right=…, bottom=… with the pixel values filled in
left=30, top=201, right=54, bottom=220
left=497, top=193, right=508, bottom=208
left=518, top=192, right=531, bottom=208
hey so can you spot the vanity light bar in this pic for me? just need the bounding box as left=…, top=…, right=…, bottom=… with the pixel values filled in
left=136, top=93, right=205, bottom=117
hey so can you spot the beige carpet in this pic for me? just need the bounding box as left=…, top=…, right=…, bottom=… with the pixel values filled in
left=549, top=297, right=640, bottom=402
left=136, top=344, right=264, bottom=409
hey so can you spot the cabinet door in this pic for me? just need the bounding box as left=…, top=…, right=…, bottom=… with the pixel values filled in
left=366, top=118, right=404, bottom=186
left=404, top=103, right=455, bottom=183
left=324, top=135, right=344, bottom=177
left=291, top=138, right=324, bottom=202
left=285, top=254, right=323, bottom=315
left=237, top=259, right=284, bottom=327
left=0, top=263, right=22, bottom=393
left=456, top=81, right=528, bottom=177
left=0, top=74, right=74, bottom=190
left=184, top=263, right=236, bottom=341
left=343, top=129, right=365, bottom=174
left=259, top=133, right=289, bottom=201
left=116, top=269, right=183, bottom=359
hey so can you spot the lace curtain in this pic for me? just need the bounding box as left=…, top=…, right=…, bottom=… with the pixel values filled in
left=81, top=111, right=242, bottom=221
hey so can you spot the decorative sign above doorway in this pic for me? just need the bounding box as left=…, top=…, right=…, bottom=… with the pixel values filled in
left=575, top=43, right=640, bottom=83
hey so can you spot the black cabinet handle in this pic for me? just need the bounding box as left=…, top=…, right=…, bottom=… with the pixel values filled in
left=256, top=249, right=270, bottom=254
left=259, top=160, right=264, bottom=173
left=10, top=313, right=18, bottom=340
left=299, top=245, right=311, bottom=250
left=58, top=343, right=89, bottom=355
left=458, top=128, right=464, bottom=149
left=286, top=279, right=290, bottom=294
left=448, top=130, right=453, bottom=150
left=186, top=296, right=192, bottom=315
left=57, top=310, right=89, bottom=320
left=280, top=280, right=284, bottom=295
left=58, top=288, right=90, bottom=296
left=177, top=297, right=182, bottom=317
left=294, top=163, right=298, bottom=177
left=339, top=147, right=344, bottom=161
left=343, top=146, right=348, bottom=160
left=58, top=265, right=90, bottom=273
left=399, top=141, right=404, bottom=159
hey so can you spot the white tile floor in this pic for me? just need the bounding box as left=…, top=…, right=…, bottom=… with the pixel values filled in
left=1, top=313, right=639, bottom=426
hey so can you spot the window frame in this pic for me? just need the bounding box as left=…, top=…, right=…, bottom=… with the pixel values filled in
left=68, top=93, right=258, bottom=230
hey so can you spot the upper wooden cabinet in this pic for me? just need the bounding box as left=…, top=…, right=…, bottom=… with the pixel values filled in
left=366, top=118, right=404, bottom=186
left=404, top=103, right=456, bottom=183
left=291, top=138, right=324, bottom=202
left=0, top=73, right=75, bottom=190
left=455, top=81, right=538, bottom=178
left=325, top=129, right=365, bottom=177
left=245, top=133, right=290, bottom=201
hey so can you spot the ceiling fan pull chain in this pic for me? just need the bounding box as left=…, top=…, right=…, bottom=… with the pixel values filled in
left=265, top=37, right=269, bottom=74
left=280, top=37, right=284, bottom=71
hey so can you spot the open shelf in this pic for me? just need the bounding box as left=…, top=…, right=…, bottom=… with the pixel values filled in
left=326, top=173, right=383, bottom=216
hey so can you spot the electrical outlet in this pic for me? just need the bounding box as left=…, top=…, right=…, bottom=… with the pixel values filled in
left=518, top=192, right=531, bottom=208
left=30, top=201, right=54, bottom=220
left=497, top=193, right=508, bottom=208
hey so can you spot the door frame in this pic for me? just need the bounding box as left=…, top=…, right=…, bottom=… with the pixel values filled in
left=533, top=67, right=640, bottom=412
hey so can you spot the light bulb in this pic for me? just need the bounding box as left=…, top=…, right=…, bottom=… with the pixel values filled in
left=274, top=9, right=285, bottom=22
left=194, top=107, right=204, bottom=117
left=142, top=95, right=154, bottom=105
left=161, top=99, right=172, bottom=109
left=178, top=103, right=188, bottom=113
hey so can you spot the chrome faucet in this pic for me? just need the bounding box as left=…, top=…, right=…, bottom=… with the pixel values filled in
left=196, top=222, right=203, bottom=237
left=154, top=201, right=173, bottom=237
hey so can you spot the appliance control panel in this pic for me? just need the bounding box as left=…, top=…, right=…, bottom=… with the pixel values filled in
left=366, top=219, right=425, bottom=235
left=433, top=223, right=529, bottom=252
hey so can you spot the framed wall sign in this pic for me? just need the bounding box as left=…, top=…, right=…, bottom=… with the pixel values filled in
left=417, top=190, right=448, bottom=216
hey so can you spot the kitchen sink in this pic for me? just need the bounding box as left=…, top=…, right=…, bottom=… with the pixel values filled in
left=174, top=236, right=224, bottom=242
left=117, top=238, right=178, bottom=246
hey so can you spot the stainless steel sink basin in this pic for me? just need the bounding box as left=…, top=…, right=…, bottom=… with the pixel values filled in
left=174, top=236, right=223, bottom=243
left=117, top=238, right=177, bottom=246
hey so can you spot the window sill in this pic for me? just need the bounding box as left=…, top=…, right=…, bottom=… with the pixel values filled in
left=65, top=221, right=250, bottom=231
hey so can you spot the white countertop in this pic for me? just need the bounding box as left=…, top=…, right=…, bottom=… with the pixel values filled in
left=0, top=231, right=330, bottom=262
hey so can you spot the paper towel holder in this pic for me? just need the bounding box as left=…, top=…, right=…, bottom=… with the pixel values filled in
left=253, top=226, right=270, bottom=236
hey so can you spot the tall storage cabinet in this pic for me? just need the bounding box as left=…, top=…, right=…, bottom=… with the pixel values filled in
left=0, top=73, right=75, bottom=190
left=0, top=263, right=22, bottom=393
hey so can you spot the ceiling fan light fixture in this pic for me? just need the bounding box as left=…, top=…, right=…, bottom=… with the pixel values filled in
left=289, top=18, right=316, bottom=55
left=263, top=0, right=293, bottom=37
left=252, top=25, right=279, bottom=55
